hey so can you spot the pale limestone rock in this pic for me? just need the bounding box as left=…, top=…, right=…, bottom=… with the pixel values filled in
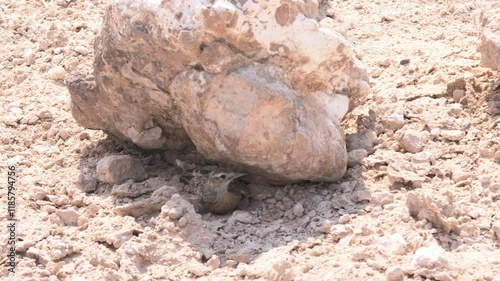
left=406, top=191, right=457, bottom=234
left=474, top=0, right=500, bottom=70
left=67, top=0, right=370, bottom=183
left=411, top=245, right=448, bottom=269
left=376, top=234, right=407, bottom=256
left=401, top=130, right=423, bottom=153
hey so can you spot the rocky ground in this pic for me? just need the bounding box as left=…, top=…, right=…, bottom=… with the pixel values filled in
left=1, top=0, right=499, bottom=280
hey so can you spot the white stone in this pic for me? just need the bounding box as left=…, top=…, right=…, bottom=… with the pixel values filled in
left=376, top=234, right=407, bottom=255
left=293, top=203, right=305, bottom=217
left=74, top=46, right=90, bottom=55
left=401, top=130, right=423, bottom=153
left=384, top=113, right=405, bottom=131
left=47, top=66, right=66, bottom=81
left=440, top=130, right=465, bottom=141
left=347, top=149, right=368, bottom=167
left=411, top=245, right=448, bottom=269
left=492, top=221, right=500, bottom=240
left=385, top=266, right=404, bottom=281
left=338, top=214, right=351, bottom=224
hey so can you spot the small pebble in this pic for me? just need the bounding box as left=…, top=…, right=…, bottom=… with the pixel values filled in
left=441, top=130, right=465, bottom=141
left=401, top=130, right=423, bottom=153
left=74, top=46, right=90, bottom=55
left=338, top=214, right=351, bottom=224
left=411, top=245, right=448, bottom=269
left=385, top=266, right=404, bottom=281
left=452, top=89, right=466, bottom=103
left=47, top=66, right=66, bottom=81
left=293, top=203, right=304, bottom=217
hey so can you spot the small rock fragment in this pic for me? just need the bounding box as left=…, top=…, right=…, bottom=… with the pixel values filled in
left=47, top=66, right=66, bottom=81
left=351, top=189, right=371, bottom=203
left=58, top=128, right=71, bottom=140
left=451, top=170, right=470, bottom=183
left=74, top=46, right=90, bottom=55
left=376, top=234, right=407, bottom=255
left=228, top=211, right=260, bottom=225
left=452, top=89, right=466, bottom=103
left=440, top=130, right=465, bottom=141
left=411, top=245, right=448, bottom=269
left=346, top=130, right=378, bottom=152
left=373, top=193, right=394, bottom=207
left=55, top=209, right=79, bottom=226
left=206, top=255, right=221, bottom=270
left=316, top=220, right=332, bottom=233
left=401, top=130, right=423, bottom=153
left=293, top=203, right=305, bottom=217
left=385, top=266, right=404, bottom=281
left=492, top=221, right=500, bottom=240
left=384, top=113, right=405, bottom=131
left=24, top=49, right=35, bottom=65
left=347, top=149, right=368, bottom=167
left=96, top=155, right=145, bottom=184
left=338, top=214, right=351, bottom=224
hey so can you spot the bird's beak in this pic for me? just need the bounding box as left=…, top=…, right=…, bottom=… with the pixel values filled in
left=228, top=173, right=247, bottom=182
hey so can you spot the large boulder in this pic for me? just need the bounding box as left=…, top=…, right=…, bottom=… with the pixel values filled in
left=67, top=0, right=370, bottom=183
left=474, top=0, right=500, bottom=70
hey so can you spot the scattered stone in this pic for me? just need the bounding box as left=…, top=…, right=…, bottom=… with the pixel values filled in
left=492, top=221, right=500, bottom=240
left=55, top=209, right=79, bottom=226
left=384, top=113, right=406, bottom=131
left=347, top=149, right=368, bottom=167
left=188, top=263, right=209, bottom=277
left=373, top=193, right=395, bottom=207
left=474, top=0, right=500, bottom=70
left=338, top=214, right=352, bottom=224
left=74, top=46, right=90, bottom=55
left=78, top=174, right=97, bottom=192
left=228, top=211, right=260, bottom=225
left=406, top=191, right=457, bottom=233
left=446, top=77, right=466, bottom=96
left=385, top=266, right=404, bottom=281
left=316, top=220, right=332, bottom=233
left=401, top=130, right=423, bottom=153
left=400, top=59, right=410, bottom=65
left=452, top=89, right=466, bottom=103
left=387, top=161, right=426, bottom=185
left=293, top=203, right=305, bottom=217
left=206, top=255, right=221, bottom=270
left=451, top=170, right=470, bottom=183
left=57, top=128, right=71, bottom=140
left=346, top=130, right=378, bottom=152
left=47, top=66, right=66, bottom=81
left=24, top=49, right=35, bottom=65
left=351, top=189, right=372, bottom=203
left=411, top=245, right=448, bottom=269
left=37, top=110, right=53, bottom=120
left=96, top=155, right=146, bottom=184
left=89, top=216, right=141, bottom=248
left=440, top=130, right=465, bottom=141
left=376, top=234, right=407, bottom=255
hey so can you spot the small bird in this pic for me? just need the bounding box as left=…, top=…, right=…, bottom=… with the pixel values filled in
left=183, top=168, right=247, bottom=214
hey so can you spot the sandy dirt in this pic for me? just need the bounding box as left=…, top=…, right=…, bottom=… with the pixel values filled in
left=1, top=0, right=499, bottom=280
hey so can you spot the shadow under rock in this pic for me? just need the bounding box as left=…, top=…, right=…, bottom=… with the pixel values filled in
left=75, top=133, right=371, bottom=270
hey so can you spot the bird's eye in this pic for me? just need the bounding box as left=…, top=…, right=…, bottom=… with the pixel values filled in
left=219, top=174, right=227, bottom=179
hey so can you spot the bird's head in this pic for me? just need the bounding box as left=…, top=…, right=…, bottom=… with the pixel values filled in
left=208, top=171, right=247, bottom=191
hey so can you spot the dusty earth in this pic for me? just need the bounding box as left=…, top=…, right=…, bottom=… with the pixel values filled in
left=1, top=0, right=499, bottom=280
